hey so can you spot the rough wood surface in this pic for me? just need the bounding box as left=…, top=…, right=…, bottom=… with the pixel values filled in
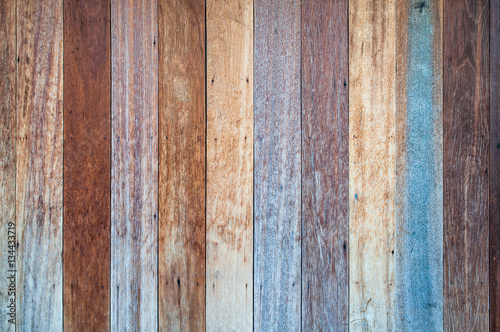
left=63, top=0, right=110, bottom=330
left=158, top=0, right=205, bottom=330
left=443, top=0, right=489, bottom=330
left=16, top=0, right=64, bottom=330
left=395, top=0, right=443, bottom=330
left=302, top=0, right=349, bottom=330
left=349, top=0, right=396, bottom=330
left=254, top=0, right=301, bottom=330
left=111, top=0, right=158, bottom=330
left=0, top=1, right=16, bottom=331
left=206, top=0, right=253, bottom=330
left=491, top=0, right=500, bottom=329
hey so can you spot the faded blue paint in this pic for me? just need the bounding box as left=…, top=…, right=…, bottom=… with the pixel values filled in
left=396, top=0, right=443, bottom=331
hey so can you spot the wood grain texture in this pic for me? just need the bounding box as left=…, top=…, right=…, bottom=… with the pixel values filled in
left=63, top=0, right=110, bottom=330
left=491, top=0, right=500, bottom=329
left=302, top=0, right=349, bottom=330
left=0, top=0, right=16, bottom=330
left=206, top=0, right=253, bottom=330
left=396, top=0, right=443, bottom=330
left=158, top=0, right=205, bottom=330
left=111, top=0, right=158, bottom=330
left=16, top=0, right=64, bottom=330
left=254, top=0, right=301, bottom=330
left=349, top=0, right=396, bottom=330
left=443, top=0, right=489, bottom=330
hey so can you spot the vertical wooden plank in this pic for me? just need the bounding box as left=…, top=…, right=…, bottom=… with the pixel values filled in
left=301, top=0, right=348, bottom=330
left=254, top=0, right=301, bottom=330
left=491, top=0, right=500, bottom=328
left=158, top=0, right=205, bottom=330
left=396, top=0, right=443, bottom=330
left=0, top=0, right=16, bottom=330
left=443, top=0, right=489, bottom=330
left=63, top=0, right=110, bottom=330
left=111, top=0, right=158, bottom=330
left=206, top=0, right=253, bottom=330
left=349, top=0, right=396, bottom=330
left=16, top=0, right=63, bottom=330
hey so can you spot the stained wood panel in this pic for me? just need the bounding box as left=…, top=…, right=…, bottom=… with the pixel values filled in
left=158, top=0, right=206, bottom=330
left=349, top=0, right=396, bottom=330
left=0, top=1, right=16, bottom=331
left=443, top=0, right=489, bottom=330
left=16, top=0, right=64, bottom=330
left=302, top=0, right=349, bottom=330
left=206, top=0, right=253, bottom=330
left=254, top=0, right=301, bottom=330
left=111, top=0, right=158, bottom=330
left=63, top=0, right=110, bottom=330
left=396, top=0, right=443, bottom=330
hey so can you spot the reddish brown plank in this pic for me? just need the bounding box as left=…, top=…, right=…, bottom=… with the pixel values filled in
left=302, top=0, right=349, bottom=329
left=444, top=0, right=489, bottom=330
left=63, top=0, right=110, bottom=330
left=158, top=0, right=205, bottom=330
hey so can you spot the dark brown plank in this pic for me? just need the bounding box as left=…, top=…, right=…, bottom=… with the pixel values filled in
left=158, top=0, right=205, bottom=330
left=254, top=0, right=301, bottom=330
left=443, top=0, right=489, bottom=329
left=302, top=0, right=349, bottom=329
left=63, top=0, right=110, bottom=330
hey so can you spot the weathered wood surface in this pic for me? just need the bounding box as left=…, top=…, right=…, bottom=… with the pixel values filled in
left=254, top=0, right=301, bottom=330
left=63, top=0, right=111, bottom=330
left=302, top=0, right=349, bottom=330
left=349, top=0, right=396, bottom=330
left=491, top=0, right=500, bottom=329
left=158, top=0, right=205, bottom=330
left=111, top=0, right=158, bottom=330
left=16, top=0, right=64, bottom=330
left=0, top=1, right=16, bottom=331
left=396, top=0, right=443, bottom=330
left=206, top=0, right=253, bottom=330
left=443, top=0, right=489, bottom=330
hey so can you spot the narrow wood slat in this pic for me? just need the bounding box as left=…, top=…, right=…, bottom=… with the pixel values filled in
left=443, top=0, right=489, bottom=330
left=16, top=0, right=64, bottom=329
left=0, top=0, right=16, bottom=330
left=158, top=0, right=205, bottom=330
left=395, top=0, right=443, bottom=330
left=111, top=0, right=158, bottom=330
left=254, top=0, right=301, bottom=330
left=63, top=0, right=110, bottom=330
left=302, top=0, right=349, bottom=330
left=491, top=0, right=500, bottom=328
left=206, top=0, right=253, bottom=330
left=349, top=0, right=396, bottom=330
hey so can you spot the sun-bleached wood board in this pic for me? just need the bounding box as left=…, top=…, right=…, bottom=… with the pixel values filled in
left=158, top=0, right=205, bottom=330
left=349, top=0, right=396, bottom=330
left=206, top=0, right=253, bottom=330
left=443, top=0, right=489, bottom=330
left=0, top=1, right=16, bottom=331
left=63, top=0, right=110, bottom=330
left=254, top=0, right=301, bottom=330
left=395, top=0, right=443, bottom=330
left=302, top=0, right=349, bottom=330
left=16, top=0, right=64, bottom=330
left=111, top=0, right=158, bottom=330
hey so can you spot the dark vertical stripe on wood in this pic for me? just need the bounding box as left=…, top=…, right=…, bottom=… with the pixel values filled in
left=254, top=0, right=301, bottom=330
left=63, top=0, right=110, bottom=330
left=16, top=0, right=64, bottom=329
left=111, top=0, right=158, bottom=330
left=0, top=0, right=16, bottom=331
left=302, top=0, right=349, bottom=329
left=158, top=0, right=206, bottom=330
left=443, top=0, right=489, bottom=330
